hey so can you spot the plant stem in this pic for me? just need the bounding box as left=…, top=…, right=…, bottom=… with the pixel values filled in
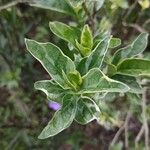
left=142, top=87, right=149, bottom=150
left=124, top=110, right=132, bottom=149
left=110, top=110, right=131, bottom=147
left=110, top=125, right=125, bottom=147
left=135, top=125, right=145, bottom=148
left=82, top=1, right=97, bottom=34
left=123, top=22, right=147, bottom=33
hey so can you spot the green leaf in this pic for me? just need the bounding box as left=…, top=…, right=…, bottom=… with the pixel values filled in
left=75, top=98, right=99, bottom=124
left=86, top=93, right=108, bottom=103
left=25, top=39, right=76, bottom=89
left=106, top=63, right=117, bottom=77
left=75, top=40, right=91, bottom=57
left=112, top=33, right=149, bottom=65
left=79, top=68, right=129, bottom=94
left=77, top=36, right=111, bottom=75
left=99, top=92, right=118, bottom=102
left=61, top=70, right=77, bottom=91
left=117, top=58, right=150, bottom=76
left=109, top=37, right=121, bottom=48
left=93, top=32, right=109, bottom=48
left=38, top=95, right=78, bottom=139
left=34, top=80, right=70, bottom=103
left=67, top=70, right=82, bottom=89
left=112, top=74, right=142, bottom=94
left=76, top=25, right=93, bottom=57
left=49, top=21, right=81, bottom=46
left=29, top=0, right=76, bottom=17
left=81, top=25, right=93, bottom=49
left=66, top=0, right=82, bottom=8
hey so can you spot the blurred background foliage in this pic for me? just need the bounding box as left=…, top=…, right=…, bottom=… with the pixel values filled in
left=0, top=0, right=150, bottom=149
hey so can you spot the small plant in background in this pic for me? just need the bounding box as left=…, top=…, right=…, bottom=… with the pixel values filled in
left=25, top=7, right=149, bottom=144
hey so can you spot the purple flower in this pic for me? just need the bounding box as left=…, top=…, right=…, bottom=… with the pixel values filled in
left=48, top=101, right=61, bottom=111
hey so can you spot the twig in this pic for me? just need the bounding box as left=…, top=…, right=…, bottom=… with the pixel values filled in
left=123, top=0, right=138, bottom=21
left=135, top=125, right=145, bottom=148
left=82, top=1, right=97, bottom=34
left=82, top=1, right=91, bottom=18
left=143, top=19, right=150, bottom=28
left=142, top=87, right=149, bottom=150
left=123, top=22, right=147, bottom=33
left=110, top=110, right=131, bottom=147
left=110, top=125, right=125, bottom=147
left=124, top=110, right=132, bottom=149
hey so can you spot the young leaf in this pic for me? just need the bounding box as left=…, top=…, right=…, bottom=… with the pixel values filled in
left=34, top=80, right=71, bottom=103
left=61, top=70, right=78, bottom=91
left=109, top=37, right=121, bottom=48
left=117, top=58, right=150, bottom=76
left=76, top=25, right=93, bottom=57
left=80, top=25, right=93, bottom=49
left=49, top=21, right=80, bottom=46
left=38, top=94, right=78, bottom=139
left=29, top=0, right=76, bottom=17
left=79, top=68, right=129, bottom=94
left=75, top=98, right=98, bottom=125
left=112, top=74, right=142, bottom=94
left=75, top=40, right=91, bottom=57
left=66, top=0, right=82, bottom=8
left=67, top=70, right=82, bottom=90
left=112, top=33, right=149, bottom=65
left=25, top=39, right=76, bottom=89
left=77, top=36, right=111, bottom=75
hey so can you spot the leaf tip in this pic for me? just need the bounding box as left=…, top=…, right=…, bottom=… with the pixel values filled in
left=24, top=38, right=33, bottom=48
left=25, top=38, right=31, bottom=50
left=38, top=133, right=45, bottom=140
left=25, top=38, right=31, bottom=43
left=38, top=128, right=50, bottom=139
left=34, top=81, right=39, bottom=89
left=49, top=21, right=54, bottom=26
